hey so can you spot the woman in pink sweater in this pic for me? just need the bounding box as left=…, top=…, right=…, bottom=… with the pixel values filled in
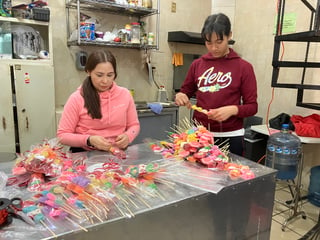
left=57, top=50, right=140, bottom=152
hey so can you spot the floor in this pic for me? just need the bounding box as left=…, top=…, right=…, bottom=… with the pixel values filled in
left=270, top=181, right=320, bottom=240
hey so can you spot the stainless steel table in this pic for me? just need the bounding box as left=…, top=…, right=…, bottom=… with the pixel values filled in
left=0, top=143, right=277, bottom=240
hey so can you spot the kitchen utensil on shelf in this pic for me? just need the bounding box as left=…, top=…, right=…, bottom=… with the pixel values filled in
left=145, top=49, right=155, bottom=85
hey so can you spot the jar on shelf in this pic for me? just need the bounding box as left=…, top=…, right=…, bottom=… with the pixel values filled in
left=142, top=0, right=152, bottom=8
left=148, top=32, right=154, bottom=45
left=131, top=22, right=141, bottom=44
left=128, top=0, right=137, bottom=6
left=125, top=24, right=131, bottom=42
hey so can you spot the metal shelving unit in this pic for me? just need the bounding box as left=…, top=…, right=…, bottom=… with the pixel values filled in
left=271, top=0, right=320, bottom=110
left=65, top=0, right=160, bottom=50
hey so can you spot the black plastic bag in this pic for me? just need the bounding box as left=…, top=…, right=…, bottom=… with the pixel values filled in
left=269, top=113, right=295, bottom=130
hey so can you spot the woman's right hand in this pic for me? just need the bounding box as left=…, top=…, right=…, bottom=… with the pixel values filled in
left=88, top=135, right=112, bottom=152
left=175, top=92, right=192, bottom=108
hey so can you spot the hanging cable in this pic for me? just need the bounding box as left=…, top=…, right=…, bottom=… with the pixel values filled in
left=266, top=0, right=286, bottom=135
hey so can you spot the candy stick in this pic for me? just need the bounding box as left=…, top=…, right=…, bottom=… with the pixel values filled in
left=80, top=189, right=110, bottom=212
left=135, top=194, right=151, bottom=208
left=41, top=220, right=58, bottom=238
left=82, top=203, right=104, bottom=222
left=111, top=200, right=127, bottom=217
left=64, top=195, right=90, bottom=222
left=153, top=178, right=176, bottom=189
left=113, top=192, right=136, bottom=216
left=144, top=182, right=166, bottom=201
left=122, top=202, right=134, bottom=217
left=191, top=105, right=208, bottom=115
left=133, top=185, right=155, bottom=198
left=66, top=216, right=88, bottom=232
left=23, top=204, right=58, bottom=238
left=61, top=197, right=84, bottom=217
left=79, top=209, right=93, bottom=224
left=59, top=206, right=82, bottom=219
left=124, top=194, right=139, bottom=209
left=87, top=201, right=107, bottom=220
left=154, top=189, right=166, bottom=201
left=114, top=192, right=129, bottom=205
left=42, top=194, right=83, bottom=220
left=96, top=189, right=127, bottom=217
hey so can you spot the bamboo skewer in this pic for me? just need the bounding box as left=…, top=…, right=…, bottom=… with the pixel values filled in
left=40, top=220, right=58, bottom=238
left=83, top=204, right=104, bottom=222
left=66, top=216, right=88, bottom=232
left=135, top=194, right=151, bottom=208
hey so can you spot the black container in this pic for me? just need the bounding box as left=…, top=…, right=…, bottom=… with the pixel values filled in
left=32, top=7, right=50, bottom=22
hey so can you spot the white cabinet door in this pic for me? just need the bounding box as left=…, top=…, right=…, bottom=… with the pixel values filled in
left=14, top=64, right=56, bottom=152
left=0, top=64, right=15, bottom=153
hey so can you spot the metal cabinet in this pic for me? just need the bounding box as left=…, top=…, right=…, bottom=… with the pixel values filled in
left=0, top=63, right=56, bottom=154
left=132, top=106, right=179, bottom=144
left=0, top=13, right=55, bottom=155
left=0, top=64, right=15, bottom=154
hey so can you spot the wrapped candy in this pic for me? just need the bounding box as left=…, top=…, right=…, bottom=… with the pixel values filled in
left=27, top=173, right=45, bottom=192
left=12, top=138, right=68, bottom=178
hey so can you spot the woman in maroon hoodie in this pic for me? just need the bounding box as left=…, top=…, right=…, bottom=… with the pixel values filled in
left=175, top=13, right=258, bottom=156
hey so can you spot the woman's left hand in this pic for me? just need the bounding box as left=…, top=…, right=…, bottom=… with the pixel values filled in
left=114, top=134, right=129, bottom=149
left=207, top=105, right=238, bottom=122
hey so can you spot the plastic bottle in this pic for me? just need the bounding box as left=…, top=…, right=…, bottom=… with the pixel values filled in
left=148, top=32, right=154, bottom=45
left=125, top=24, right=131, bottom=42
left=131, top=22, right=141, bottom=44
left=265, top=124, right=301, bottom=180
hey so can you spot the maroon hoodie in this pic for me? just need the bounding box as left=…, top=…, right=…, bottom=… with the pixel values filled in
left=180, top=48, right=258, bottom=132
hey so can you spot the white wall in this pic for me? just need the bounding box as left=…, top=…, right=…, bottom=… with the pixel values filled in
left=46, top=0, right=211, bottom=109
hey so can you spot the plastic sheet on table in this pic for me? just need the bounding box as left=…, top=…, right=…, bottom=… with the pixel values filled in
left=153, top=159, right=227, bottom=194
left=153, top=154, right=276, bottom=194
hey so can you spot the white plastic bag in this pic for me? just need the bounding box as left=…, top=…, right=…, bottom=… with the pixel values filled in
left=11, top=25, right=44, bottom=59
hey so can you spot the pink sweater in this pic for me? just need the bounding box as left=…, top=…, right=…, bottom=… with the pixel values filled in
left=57, top=82, right=140, bottom=149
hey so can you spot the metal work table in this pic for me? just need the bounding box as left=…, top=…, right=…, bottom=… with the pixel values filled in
left=0, top=143, right=276, bottom=240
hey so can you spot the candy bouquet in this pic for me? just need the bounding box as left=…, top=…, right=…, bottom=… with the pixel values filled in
left=150, top=122, right=255, bottom=181
left=8, top=138, right=71, bottom=192
left=5, top=145, right=175, bottom=238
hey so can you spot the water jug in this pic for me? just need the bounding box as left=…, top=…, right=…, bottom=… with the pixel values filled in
left=265, top=124, right=301, bottom=179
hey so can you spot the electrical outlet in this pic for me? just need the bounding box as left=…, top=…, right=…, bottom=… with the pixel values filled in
left=171, top=2, right=176, bottom=13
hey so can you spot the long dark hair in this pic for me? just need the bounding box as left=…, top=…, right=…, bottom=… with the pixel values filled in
left=201, top=13, right=231, bottom=42
left=82, top=50, right=117, bottom=119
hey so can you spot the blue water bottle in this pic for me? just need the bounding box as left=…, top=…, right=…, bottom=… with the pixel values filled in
left=265, top=123, right=302, bottom=179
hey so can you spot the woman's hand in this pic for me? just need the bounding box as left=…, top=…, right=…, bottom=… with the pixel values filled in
left=175, top=92, right=192, bottom=108
left=88, top=135, right=112, bottom=151
left=114, top=134, right=129, bottom=149
left=207, top=105, right=238, bottom=122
